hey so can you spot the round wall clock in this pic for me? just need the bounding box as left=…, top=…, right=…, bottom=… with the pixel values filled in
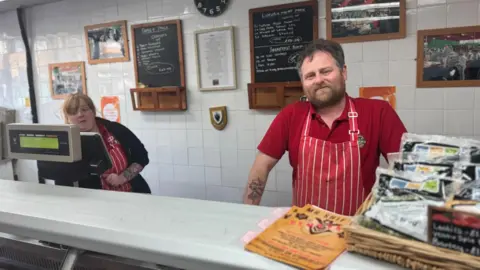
left=194, top=0, right=230, bottom=17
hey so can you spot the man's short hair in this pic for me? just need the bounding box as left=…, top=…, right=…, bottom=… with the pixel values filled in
left=296, top=39, right=346, bottom=78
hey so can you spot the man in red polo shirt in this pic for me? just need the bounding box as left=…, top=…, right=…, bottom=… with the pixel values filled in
left=243, top=39, right=407, bottom=216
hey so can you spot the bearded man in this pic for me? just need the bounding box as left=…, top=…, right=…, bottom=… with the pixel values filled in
left=243, top=39, right=407, bottom=216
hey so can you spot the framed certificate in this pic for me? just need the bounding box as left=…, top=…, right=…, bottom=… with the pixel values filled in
left=194, top=26, right=237, bottom=91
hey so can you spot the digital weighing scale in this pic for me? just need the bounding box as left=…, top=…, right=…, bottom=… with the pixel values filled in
left=6, top=123, right=113, bottom=187
left=7, top=123, right=82, bottom=163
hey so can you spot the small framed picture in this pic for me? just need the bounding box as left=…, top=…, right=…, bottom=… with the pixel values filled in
left=326, top=0, right=406, bottom=43
left=194, top=26, right=237, bottom=91
left=48, top=61, right=87, bottom=99
left=84, top=20, right=130, bottom=65
left=417, top=25, right=480, bottom=88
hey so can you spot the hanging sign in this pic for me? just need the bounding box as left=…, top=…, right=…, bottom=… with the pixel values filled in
left=209, top=106, right=227, bottom=130
left=101, top=96, right=121, bottom=123
left=359, top=86, right=396, bottom=110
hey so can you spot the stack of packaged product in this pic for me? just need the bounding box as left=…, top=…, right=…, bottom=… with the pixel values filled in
left=358, top=134, right=480, bottom=240
left=349, top=133, right=480, bottom=269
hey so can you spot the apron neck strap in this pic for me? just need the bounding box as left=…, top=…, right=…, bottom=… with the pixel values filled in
left=347, top=99, right=359, bottom=142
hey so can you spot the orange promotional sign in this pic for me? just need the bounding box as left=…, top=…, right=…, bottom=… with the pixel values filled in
left=100, top=96, right=121, bottom=123
left=359, top=86, right=396, bottom=110
left=245, top=205, right=351, bottom=269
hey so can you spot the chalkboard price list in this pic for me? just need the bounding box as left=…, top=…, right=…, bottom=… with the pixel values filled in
left=133, top=22, right=182, bottom=87
left=429, top=207, right=480, bottom=257
left=251, top=3, right=315, bottom=83
left=136, top=43, right=165, bottom=69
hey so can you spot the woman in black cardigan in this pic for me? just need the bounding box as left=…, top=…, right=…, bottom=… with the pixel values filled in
left=62, top=93, right=151, bottom=194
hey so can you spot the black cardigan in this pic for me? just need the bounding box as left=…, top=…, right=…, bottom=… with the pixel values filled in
left=78, top=117, right=151, bottom=194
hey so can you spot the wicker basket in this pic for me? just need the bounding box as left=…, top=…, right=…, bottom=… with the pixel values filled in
left=344, top=193, right=480, bottom=270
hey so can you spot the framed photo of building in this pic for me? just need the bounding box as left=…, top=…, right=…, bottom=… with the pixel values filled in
left=48, top=61, right=87, bottom=99
left=417, top=25, right=480, bottom=88
left=84, top=20, right=130, bottom=65
left=326, top=0, right=406, bottom=43
left=194, top=26, right=237, bottom=91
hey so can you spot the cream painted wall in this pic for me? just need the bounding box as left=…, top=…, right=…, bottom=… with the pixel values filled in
left=1, top=0, right=479, bottom=206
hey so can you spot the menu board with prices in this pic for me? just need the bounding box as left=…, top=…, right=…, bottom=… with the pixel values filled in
left=131, top=20, right=185, bottom=88
left=249, top=1, right=318, bottom=83
left=428, top=206, right=480, bottom=257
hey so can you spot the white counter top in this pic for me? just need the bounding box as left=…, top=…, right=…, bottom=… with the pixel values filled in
left=0, top=180, right=403, bottom=270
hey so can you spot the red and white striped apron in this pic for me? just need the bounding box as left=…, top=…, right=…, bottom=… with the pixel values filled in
left=98, top=124, right=132, bottom=192
left=294, top=100, right=365, bottom=216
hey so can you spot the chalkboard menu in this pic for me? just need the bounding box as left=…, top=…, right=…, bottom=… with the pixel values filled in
left=249, top=1, right=318, bottom=83
left=131, top=20, right=185, bottom=88
left=428, top=206, right=480, bottom=256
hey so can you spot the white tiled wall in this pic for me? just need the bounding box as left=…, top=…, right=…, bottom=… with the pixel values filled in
left=1, top=0, right=480, bottom=206
left=0, top=11, right=39, bottom=183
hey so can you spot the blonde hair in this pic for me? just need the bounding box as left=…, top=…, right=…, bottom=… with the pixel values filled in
left=62, top=93, right=96, bottom=124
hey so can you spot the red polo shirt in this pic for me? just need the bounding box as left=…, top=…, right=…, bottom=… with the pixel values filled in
left=258, top=95, right=407, bottom=193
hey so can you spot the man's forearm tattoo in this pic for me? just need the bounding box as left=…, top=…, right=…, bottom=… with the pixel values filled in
left=122, top=163, right=144, bottom=181
left=247, top=178, right=266, bottom=201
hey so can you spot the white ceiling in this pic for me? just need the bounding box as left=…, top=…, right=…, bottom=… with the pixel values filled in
left=0, top=0, right=60, bottom=13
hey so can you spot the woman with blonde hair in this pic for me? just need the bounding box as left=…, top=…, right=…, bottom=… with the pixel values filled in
left=62, top=93, right=151, bottom=193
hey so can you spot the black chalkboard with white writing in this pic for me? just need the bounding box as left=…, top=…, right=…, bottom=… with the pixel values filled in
left=131, top=20, right=184, bottom=87
left=249, top=1, right=318, bottom=83
left=428, top=206, right=480, bottom=257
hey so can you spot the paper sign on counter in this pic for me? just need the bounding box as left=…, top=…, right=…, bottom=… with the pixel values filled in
left=245, top=205, right=351, bottom=270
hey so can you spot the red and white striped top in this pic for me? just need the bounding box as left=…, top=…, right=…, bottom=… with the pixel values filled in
left=98, top=124, right=132, bottom=192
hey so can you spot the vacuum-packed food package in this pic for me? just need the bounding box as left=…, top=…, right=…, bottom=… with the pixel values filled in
left=399, top=133, right=480, bottom=164
left=362, top=168, right=461, bottom=242
left=393, top=159, right=480, bottom=181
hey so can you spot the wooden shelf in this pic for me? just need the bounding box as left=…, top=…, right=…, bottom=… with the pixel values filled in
left=248, top=82, right=303, bottom=110
left=130, top=87, right=187, bottom=111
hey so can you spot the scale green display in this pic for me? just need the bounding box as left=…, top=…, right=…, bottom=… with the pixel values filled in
left=7, top=124, right=82, bottom=162
left=19, top=136, right=60, bottom=149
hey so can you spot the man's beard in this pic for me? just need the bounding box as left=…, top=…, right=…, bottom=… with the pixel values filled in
left=308, top=83, right=346, bottom=109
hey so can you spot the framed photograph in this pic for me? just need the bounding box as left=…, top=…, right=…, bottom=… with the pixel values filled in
left=326, top=0, right=406, bottom=43
left=417, top=26, right=480, bottom=88
left=194, top=26, right=237, bottom=91
left=84, top=20, right=130, bottom=65
left=48, top=61, right=87, bottom=99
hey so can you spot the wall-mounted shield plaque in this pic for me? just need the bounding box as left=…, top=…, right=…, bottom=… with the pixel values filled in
left=209, top=106, right=227, bottom=130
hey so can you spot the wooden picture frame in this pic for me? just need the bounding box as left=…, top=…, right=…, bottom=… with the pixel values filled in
left=84, top=20, right=130, bottom=65
left=326, top=0, right=406, bottom=43
left=129, top=19, right=187, bottom=111
left=247, top=1, right=317, bottom=110
left=48, top=61, right=87, bottom=100
left=194, top=26, right=237, bottom=91
left=130, top=19, right=185, bottom=88
left=417, top=25, right=480, bottom=88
